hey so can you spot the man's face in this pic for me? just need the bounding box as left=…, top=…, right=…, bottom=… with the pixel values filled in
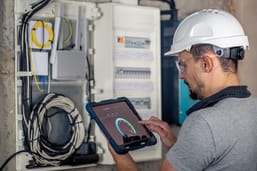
left=177, top=51, right=205, bottom=100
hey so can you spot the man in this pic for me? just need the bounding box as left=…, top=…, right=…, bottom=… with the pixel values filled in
left=109, top=9, right=257, bottom=171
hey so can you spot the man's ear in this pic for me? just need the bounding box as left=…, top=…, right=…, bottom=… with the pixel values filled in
left=201, top=55, right=213, bottom=72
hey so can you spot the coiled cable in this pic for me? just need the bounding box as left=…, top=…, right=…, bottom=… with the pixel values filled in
left=27, top=93, right=85, bottom=166
left=31, top=21, right=54, bottom=49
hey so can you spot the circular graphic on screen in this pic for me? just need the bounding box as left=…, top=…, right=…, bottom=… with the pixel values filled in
left=115, top=117, right=136, bottom=139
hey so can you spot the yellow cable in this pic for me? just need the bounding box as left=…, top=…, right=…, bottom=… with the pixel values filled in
left=63, top=18, right=73, bottom=45
left=30, top=32, right=44, bottom=92
left=31, top=21, right=54, bottom=49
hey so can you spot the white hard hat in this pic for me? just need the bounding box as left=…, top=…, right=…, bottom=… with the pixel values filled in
left=165, top=9, right=249, bottom=56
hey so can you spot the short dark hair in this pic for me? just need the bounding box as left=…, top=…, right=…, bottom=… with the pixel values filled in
left=190, top=44, right=238, bottom=73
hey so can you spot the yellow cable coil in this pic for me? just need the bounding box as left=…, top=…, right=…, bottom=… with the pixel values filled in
left=31, top=21, right=54, bottom=49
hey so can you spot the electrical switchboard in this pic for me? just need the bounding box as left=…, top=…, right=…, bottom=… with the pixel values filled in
left=93, top=3, right=162, bottom=164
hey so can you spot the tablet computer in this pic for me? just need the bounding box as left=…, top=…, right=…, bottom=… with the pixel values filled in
left=85, top=97, right=157, bottom=154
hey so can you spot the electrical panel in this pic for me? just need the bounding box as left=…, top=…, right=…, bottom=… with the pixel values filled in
left=93, top=3, right=162, bottom=164
left=14, top=0, right=162, bottom=170
left=14, top=1, right=100, bottom=170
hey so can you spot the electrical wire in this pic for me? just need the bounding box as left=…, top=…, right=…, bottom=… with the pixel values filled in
left=29, top=32, right=44, bottom=92
left=31, top=21, right=54, bottom=49
left=16, top=0, right=52, bottom=167
left=85, top=54, right=92, bottom=102
left=0, top=150, right=28, bottom=171
left=19, top=0, right=51, bottom=140
left=85, top=53, right=93, bottom=142
left=63, top=18, right=73, bottom=46
left=139, top=0, right=176, bottom=9
left=160, top=0, right=176, bottom=9
left=27, top=93, right=85, bottom=166
left=29, top=20, right=54, bottom=92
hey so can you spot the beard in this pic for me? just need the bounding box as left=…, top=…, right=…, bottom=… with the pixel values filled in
left=184, top=80, right=200, bottom=100
left=189, top=89, right=199, bottom=100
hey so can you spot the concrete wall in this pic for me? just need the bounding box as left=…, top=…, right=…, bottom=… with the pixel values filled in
left=0, top=0, right=256, bottom=171
left=232, top=0, right=257, bottom=95
left=0, top=1, right=16, bottom=171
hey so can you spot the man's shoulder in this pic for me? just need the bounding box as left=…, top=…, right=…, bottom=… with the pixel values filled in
left=186, top=95, right=257, bottom=123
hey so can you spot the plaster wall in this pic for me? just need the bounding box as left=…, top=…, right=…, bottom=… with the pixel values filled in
left=232, top=0, right=257, bottom=96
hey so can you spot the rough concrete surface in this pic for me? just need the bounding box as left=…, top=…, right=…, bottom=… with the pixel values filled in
left=0, top=0, right=16, bottom=171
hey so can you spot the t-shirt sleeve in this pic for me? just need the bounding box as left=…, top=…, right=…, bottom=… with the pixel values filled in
left=166, top=113, right=216, bottom=171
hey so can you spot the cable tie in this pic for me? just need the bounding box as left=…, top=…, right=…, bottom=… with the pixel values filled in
left=71, top=120, right=83, bottom=126
left=69, top=107, right=75, bottom=114
left=71, top=143, right=77, bottom=151
left=28, top=137, right=39, bottom=142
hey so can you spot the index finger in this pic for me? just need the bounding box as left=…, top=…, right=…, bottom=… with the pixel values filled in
left=139, top=119, right=166, bottom=129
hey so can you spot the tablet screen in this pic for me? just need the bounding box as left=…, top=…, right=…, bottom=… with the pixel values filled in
left=91, top=101, right=150, bottom=146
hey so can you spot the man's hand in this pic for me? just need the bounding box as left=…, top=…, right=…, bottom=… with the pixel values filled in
left=139, top=116, right=177, bottom=149
left=108, top=144, right=140, bottom=171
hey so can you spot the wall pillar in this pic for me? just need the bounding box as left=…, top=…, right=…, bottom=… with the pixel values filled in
left=0, top=0, right=16, bottom=171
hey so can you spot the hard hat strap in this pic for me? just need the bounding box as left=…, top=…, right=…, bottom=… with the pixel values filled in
left=213, top=46, right=245, bottom=60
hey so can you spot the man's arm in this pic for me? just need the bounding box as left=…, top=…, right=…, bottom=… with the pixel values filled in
left=109, top=144, right=176, bottom=171
left=160, top=159, right=176, bottom=171
left=108, top=116, right=178, bottom=171
left=108, top=144, right=140, bottom=171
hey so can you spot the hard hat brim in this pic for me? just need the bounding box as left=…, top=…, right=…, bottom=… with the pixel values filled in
left=164, top=36, right=249, bottom=57
left=164, top=50, right=178, bottom=56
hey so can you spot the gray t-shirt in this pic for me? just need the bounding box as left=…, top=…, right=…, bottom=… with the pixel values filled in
left=167, top=96, right=257, bottom=171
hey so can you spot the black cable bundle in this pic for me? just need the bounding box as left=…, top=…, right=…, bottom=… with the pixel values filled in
left=138, top=0, right=176, bottom=9
left=18, top=0, right=51, bottom=150
left=160, top=0, right=176, bottom=9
